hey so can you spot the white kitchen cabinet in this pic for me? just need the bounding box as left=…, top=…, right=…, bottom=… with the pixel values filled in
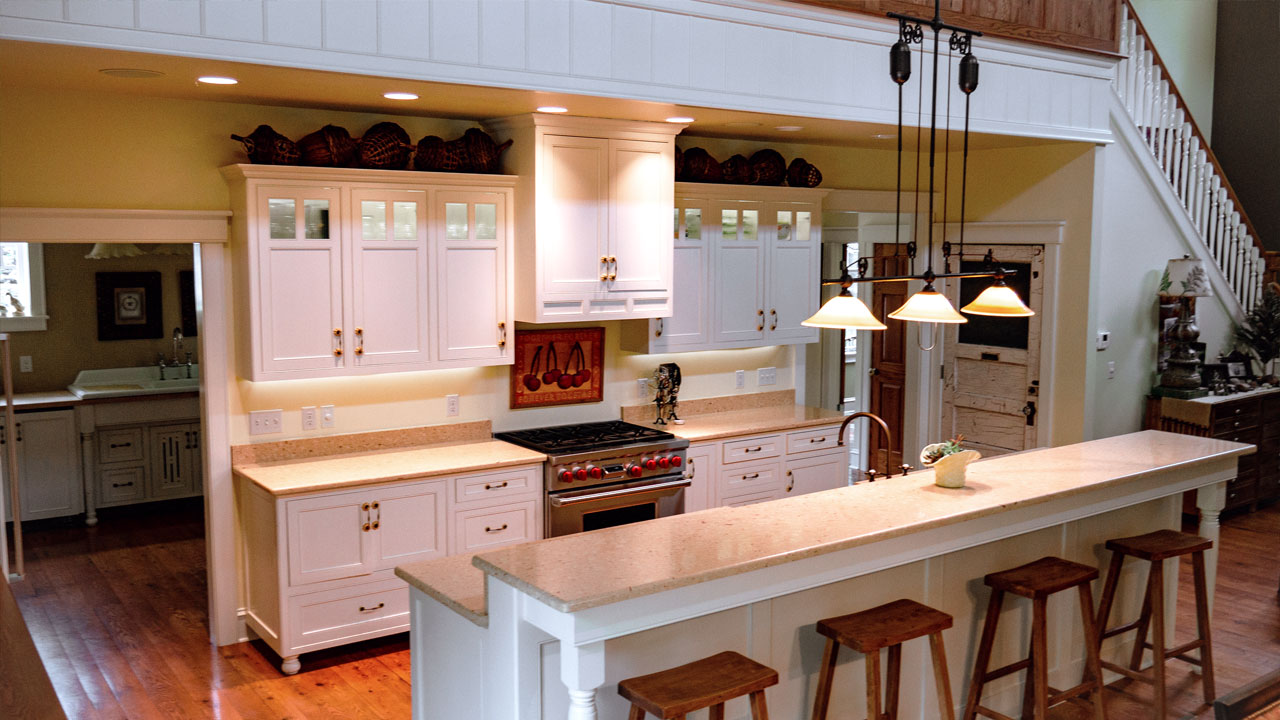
left=223, top=165, right=515, bottom=381
left=783, top=451, right=849, bottom=496
left=149, top=423, right=201, bottom=500
left=84, top=396, right=203, bottom=519
left=683, top=443, right=715, bottom=513
left=1, top=409, right=83, bottom=522
left=485, top=114, right=684, bottom=322
left=622, top=184, right=825, bottom=354
left=688, top=421, right=846, bottom=509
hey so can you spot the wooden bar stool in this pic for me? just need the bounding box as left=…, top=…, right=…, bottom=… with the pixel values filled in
left=811, top=598, right=956, bottom=720
left=962, top=557, right=1107, bottom=720
left=1095, top=529, right=1216, bottom=718
left=618, top=651, right=778, bottom=720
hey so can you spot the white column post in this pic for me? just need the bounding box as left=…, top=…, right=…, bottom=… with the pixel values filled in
left=1195, top=481, right=1227, bottom=618
left=561, top=640, right=607, bottom=720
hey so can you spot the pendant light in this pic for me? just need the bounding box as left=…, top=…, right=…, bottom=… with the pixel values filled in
left=803, top=260, right=887, bottom=330
left=889, top=284, right=967, bottom=323
left=962, top=277, right=1035, bottom=316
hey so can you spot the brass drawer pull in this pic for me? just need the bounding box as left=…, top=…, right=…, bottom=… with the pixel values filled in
left=655, top=318, right=663, bottom=338
left=785, top=470, right=794, bottom=492
left=110, top=442, right=132, bottom=448
left=354, top=327, right=364, bottom=356
left=756, top=309, right=765, bottom=331
left=769, top=308, right=778, bottom=330
left=809, top=437, right=826, bottom=444
left=484, top=481, right=509, bottom=490
left=742, top=473, right=760, bottom=480
left=112, top=481, right=135, bottom=488
left=333, top=328, right=344, bottom=357
left=498, top=321, right=506, bottom=348
left=744, top=446, right=763, bottom=453
left=485, top=523, right=509, bottom=534
left=358, top=602, right=385, bottom=613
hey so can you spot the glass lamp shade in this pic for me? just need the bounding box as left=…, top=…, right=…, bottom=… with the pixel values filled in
left=1164, top=256, right=1212, bottom=298
left=961, top=281, right=1035, bottom=317
left=888, top=286, right=968, bottom=323
left=802, top=293, right=887, bottom=330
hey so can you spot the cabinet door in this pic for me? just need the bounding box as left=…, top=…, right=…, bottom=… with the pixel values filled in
left=368, top=479, right=447, bottom=571
left=713, top=203, right=766, bottom=345
left=436, top=191, right=510, bottom=363
left=608, top=139, right=672, bottom=294
left=683, top=443, right=715, bottom=513
left=255, top=186, right=346, bottom=374
left=287, top=490, right=373, bottom=586
left=784, top=452, right=848, bottom=497
left=767, top=205, right=821, bottom=344
left=150, top=425, right=199, bottom=499
left=349, top=189, right=432, bottom=368
left=541, top=134, right=609, bottom=297
left=1, top=410, right=83, bottom=521
left=651, top=204, right=711, bottom=350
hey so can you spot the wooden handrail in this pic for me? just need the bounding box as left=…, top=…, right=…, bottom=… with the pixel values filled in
left=1122, top=0, right=1268, bottom=264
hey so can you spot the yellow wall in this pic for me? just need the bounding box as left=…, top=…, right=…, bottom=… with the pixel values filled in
left=5, top=243, right=194, bottom=392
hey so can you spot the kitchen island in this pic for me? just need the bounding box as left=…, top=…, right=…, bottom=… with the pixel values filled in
left=397, top=431, right=1251, bottom=720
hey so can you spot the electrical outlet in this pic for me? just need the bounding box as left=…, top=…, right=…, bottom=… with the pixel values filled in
left=446, top=394, right=460, bottom=417
left=301, top=406, right=318, bottom=431
left=1096, top=330, right=1111, bottom=351
left=758, top=366, right=777, bottom=386
left=637, top=378, right=650, bottom=398
left=249, top=409, right=283, bottom=436
left=18, top=356, right=32, bottom=373
left=1106, top=361, right=1117, bottom=379
left=735, top=369, right=745, bottom=389
left=320, top=404, right=336, bottom=428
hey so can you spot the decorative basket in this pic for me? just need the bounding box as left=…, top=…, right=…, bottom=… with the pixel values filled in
left=358, top=122, right=413, bottom=170
left=458, top=128, right=512, bottom=173
left=680, top=147, right=722, bottom=183
left=721, top=154, right=751, bottom=185
left=787, top=157, right=823, bottom=188
left=230, top=125, right=300, bottom=165
left=413, top=135, right=463, bottom=172
left=674, top=147, right=684, bottom=180
left=748, top=149, right=786, bottom=185
left=297, top=125, right=358, bottom=167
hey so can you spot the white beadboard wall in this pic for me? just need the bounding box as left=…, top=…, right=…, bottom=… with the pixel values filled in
left=0, top=0, right=1115, bottom=143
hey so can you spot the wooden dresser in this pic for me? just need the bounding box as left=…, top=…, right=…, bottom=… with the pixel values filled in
left=1147, top=388, right=1280, bottom=512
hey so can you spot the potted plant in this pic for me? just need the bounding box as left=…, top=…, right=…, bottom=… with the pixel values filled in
left=1235, top=287, right=1280, bottom=383
left=920, top=434, right=982, bottom=489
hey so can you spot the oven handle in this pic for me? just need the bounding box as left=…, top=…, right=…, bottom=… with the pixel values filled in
left=548, top=478, right=692, bottom=507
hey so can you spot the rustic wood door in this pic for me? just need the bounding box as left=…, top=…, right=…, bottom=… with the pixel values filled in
left=869, top=244, right=909, bottom=474
left=942, top=244, right=1044, bottom=456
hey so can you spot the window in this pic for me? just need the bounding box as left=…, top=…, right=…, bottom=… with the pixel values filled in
left=0, top=243, right=48, bottom=331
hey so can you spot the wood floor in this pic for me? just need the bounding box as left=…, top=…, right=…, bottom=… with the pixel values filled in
left=7, top=499, right=1280, bottom=719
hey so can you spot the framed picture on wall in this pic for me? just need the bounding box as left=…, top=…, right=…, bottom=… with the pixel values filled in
left=96, top=271, right=163, bottom=341
left=510, top=327, right=605, bottom=409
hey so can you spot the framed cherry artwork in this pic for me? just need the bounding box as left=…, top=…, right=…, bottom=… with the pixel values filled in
left=510, top=327, right=604, bottom=409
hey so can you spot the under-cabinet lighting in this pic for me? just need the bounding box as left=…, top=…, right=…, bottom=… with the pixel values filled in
left=197, top=76, right=238, bottom=85
left=665, top=116, right=695, bottom=123
left=775, top=125, right=804, bottom=132
left=383, top=92, right=419, bottom=100
left=537, top=106, right=569, bottom=113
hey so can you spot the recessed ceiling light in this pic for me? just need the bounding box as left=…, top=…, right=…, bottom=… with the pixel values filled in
left=775, top=125, right=804, bottom=132
left=537, top=106, right=569, bottom=113
left=197, top=76, right=238, bottom=85
left=665, top=116, right=695, bottom=123
left=383, top=92, right=418, bottom=101
left=98, top=68, right=164, bottom=79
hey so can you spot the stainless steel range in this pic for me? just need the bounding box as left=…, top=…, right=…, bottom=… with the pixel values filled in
left=494, top=420, right=690, bottom=537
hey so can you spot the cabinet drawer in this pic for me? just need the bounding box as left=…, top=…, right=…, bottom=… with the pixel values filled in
left=455, top=501, right=537, bottom=554
left=1214, top=424, right=1261, bottom=444
left=288, top=580, right=409, bottom=652
left=723, top=488, right=782, bottom=507
left=1263, top=421, right=1280, bottom=442
left=99, top=428, right=144, bottom=464
left=719, top=462, right=781, bottom=498
left=98, top=466, right=145, bottom=505
left=454, top=466, right=539, bottom=507
left=722, top=435, right=781, bottom=464
left=1213, top=411, right=1259, bottom=437
left=787, top=426, right=841, bottom=455
left=1225, top=476, right=1256, bottom=511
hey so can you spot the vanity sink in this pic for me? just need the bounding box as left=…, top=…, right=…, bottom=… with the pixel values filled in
left=68, top=366, right=200, bottom=400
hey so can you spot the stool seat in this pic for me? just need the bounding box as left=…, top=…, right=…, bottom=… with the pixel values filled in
left=1105, top=529, right=1212, bottom=561
left=619, top=651, right=778, bottom=719
left=985, top=556, right=1099, bottom=598
left=817, top=598, right=953, bottom=653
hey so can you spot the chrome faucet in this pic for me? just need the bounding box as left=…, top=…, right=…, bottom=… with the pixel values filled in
left=172, top=328, right=185, bottom=366
left=837, top=411, right=908, bottom=478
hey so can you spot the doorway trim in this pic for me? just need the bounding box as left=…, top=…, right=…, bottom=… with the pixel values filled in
left=933, top=220, right=1063, bottom=448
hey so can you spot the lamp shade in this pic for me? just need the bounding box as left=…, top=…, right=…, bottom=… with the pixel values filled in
left=1164, top=256, right=1212, bottom=298
left=802, top=293, right=887, bottom=330
left=961, top=280, right=1035, bottom=317
left=889, top=286, right=968, bottom=323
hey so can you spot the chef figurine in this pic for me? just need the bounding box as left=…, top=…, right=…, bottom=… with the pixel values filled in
left=652, top=362, right=683, bottom=425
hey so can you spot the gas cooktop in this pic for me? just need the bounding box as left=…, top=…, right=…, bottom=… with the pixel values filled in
left=495, top=420, right=675, bottom=455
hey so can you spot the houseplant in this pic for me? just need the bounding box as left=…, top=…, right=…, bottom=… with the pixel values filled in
left=1235, top=287, right=1280, bottom=382
left=920, top=435, right=982, bottom=489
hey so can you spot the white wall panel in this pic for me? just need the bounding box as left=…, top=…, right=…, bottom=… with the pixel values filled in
left=138, top=0, right=201, bottom=34
left=379, top=0, right=430, bottom=59
left=687, top=14, right=727, bottom=91
left=67, top=0, right=134, bottom=28
left=478, top=0, right=525, bottom=69
left=266, top=0, right=322, bottom=48
left=0, top=0, right=63, bottom=21
left=571, top=0, right=611, bottom=78
left=429, top=0, right=480, bottom=65
left=611, top=5, right=651, bottom=82
left=203, top=0, right=264, bottom=41
left=324, top=0, right=378, bottom=54
left=526, top=0, right=570, bottom=74
left=650, top=11, right=690, bottom=88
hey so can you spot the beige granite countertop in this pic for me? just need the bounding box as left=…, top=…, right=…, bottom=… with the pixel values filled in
left=0, top=390, right=199, bottom=411
left=663, top=404, right=847, bottom=442
left=395, top=554, right=488, bottom=627
left=467, top=431, right=1252, bottom=614
left=234, top=439, right=546, bottom=496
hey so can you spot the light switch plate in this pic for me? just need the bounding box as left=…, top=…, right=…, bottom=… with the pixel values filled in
left=637, top=378, right=650, bottom=398
left=18, top=356, right=31, bottom=373
left=1096, top=330, right=1111, bottom=351
left=320, top=405, right=336, bottom=428
left=1106, top=361, right=1117, bottom=379
left=301, top=406, right=318, bottom=431
left=735, top=370, right=745, bottom=389
left=446, top=394, right=460, bottom=417
left=249, top=409, right=283, bottom=436
left=758, top=366, right=777, bottom=386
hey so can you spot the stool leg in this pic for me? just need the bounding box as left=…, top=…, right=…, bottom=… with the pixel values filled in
left=866, top=648, right=882, bottom=720
left=1095, top=552, right=1126, bottom=641
left=963, top=590, right=1005, bottom=720
left=1192, top=550, right=1216, bottom=704
left=628, top=706, right=645, bottom=720
left=811, top=639, right=838, bottom=720
left=929, top=631, right=957, bottom=720
left=1077, top=581, right=1108, bottom=720
left=710, top=704, right=725, bottom=720
left=1031, top=596, right=1050, bottom=720
left=1149, top=559, right=1167, bottom=719
left=1129, top=571, right=1154, bottom=672
left=1020, top=622, right=1038, bottom=720
left=886, top=643, right=902, bottom=720
left=749, top=690, right=770, bottom=720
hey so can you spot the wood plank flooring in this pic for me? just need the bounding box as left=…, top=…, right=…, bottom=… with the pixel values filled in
left=8, top=498, right=1280, bottom=719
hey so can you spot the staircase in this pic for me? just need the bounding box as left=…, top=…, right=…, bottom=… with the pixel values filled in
left=1114, top=0, right=1280, bottom=313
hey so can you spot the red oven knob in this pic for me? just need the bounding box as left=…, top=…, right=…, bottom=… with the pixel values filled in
left=670, top=456, right=683, bottom=467
left=644, top=458, right=658, bottom=470
left=559, top=470, right=573, bottom=483
left=627, top=464, right=644, bottom=478
left=574, top=467, right=588, bottom=481
left=657, top=456, right=670, bottom=469
left=588, top=465, right=603, bottom=479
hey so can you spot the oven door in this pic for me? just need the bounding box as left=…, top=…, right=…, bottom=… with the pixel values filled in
left=546, top=475, right=689, bottom=537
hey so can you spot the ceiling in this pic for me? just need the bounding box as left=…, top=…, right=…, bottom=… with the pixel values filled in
left=0, top=39, right=1066, bottom=151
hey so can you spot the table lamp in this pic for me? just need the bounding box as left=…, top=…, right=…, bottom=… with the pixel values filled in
left=1157, top=255, right=1212, bottom=397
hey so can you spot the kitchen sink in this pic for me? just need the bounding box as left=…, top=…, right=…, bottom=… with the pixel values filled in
left=68, top=366, right=200, bottom=400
